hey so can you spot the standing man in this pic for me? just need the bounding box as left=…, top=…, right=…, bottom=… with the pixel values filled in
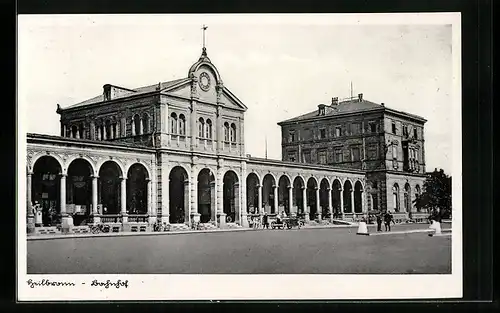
left=376, top=213, right=383, bottom=232
left=384, top=211, right=394, bottom=231
left=263, top=212, right=269, bottom=229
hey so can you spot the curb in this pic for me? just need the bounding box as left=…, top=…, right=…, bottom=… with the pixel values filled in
left=368, top=228, right=452, bottom=236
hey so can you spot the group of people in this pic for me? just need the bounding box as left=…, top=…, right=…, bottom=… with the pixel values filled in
left=375, top=211, right=395, bottom=232
left=252, top=211, right=289, bottom=229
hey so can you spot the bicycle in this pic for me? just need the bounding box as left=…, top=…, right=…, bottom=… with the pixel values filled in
left=89, top=223, right=110, bottom=234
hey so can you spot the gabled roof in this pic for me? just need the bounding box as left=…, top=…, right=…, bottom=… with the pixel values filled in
left=61, top=78, right=190, bottom=110
left=278, top=99, right=383, bottom=124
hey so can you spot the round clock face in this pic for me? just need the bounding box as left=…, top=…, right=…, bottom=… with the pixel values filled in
left=199, top=72, right=211, bottom=91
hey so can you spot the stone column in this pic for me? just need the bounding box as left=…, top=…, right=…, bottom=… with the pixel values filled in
left=315, top=187, right=321, bottom=221
left=62, top=125, right=67, bottom=137
left=351, top=188, right=355, bottom=218
left=288, top=186, right=293, bottom=214
left=327, top=188, right=333, bottom=222
left=234, top=182, right=240, bottom=224
left=240, top=162, right=249, bottom=227
left=26, top=172, right=35, bottom=233
left=103, top=125, right=107, bottom=140
left=273, top=185, right=278, bottom=214
left=184, top=179, right=190, bottom=224
left=302, top=187, right=309, bottom=222
left=257, top=184, right=263, bottom=214
left=216, top=166, right=226, bottom=228
left=132, top=118, right=136, bottom=136
left=60, top=174, right=73, bottom=233
left=140, top=118, right=144, bottom=135
left=91, top=175, right=100, bottom=224
left=120, top=177, right=128, bottom=224
left=162, top=175, right=170, bottom=225
left=190, top=165, right=200, bottom=223
left=146, top=178, right=155, bottom=224
left=75, top=128, right=80, bottom=139
left=340, top=188, right=345, bottom=220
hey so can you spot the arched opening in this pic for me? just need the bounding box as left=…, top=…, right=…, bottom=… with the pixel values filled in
left=293, top=176, right=305, bottom=216
left=133, top=114, right=141, bottom=136
left=142, top=113, right=150, bottom=134
left=230, top=123, right=237, bottom=142
left=198, top=168, right=215, bottom=223
left=178, top=114, right=186, bottom=135
left=343, top=180, right=353, bottom=213
left=170, top=113, right=178, bottom=134
left=246, top=173, right=259, bottom=214
left=278, top=175, right=291, bottom=215
left=32, top=156, right=62, bottom=226
left=126, top=163, right=149, bottom=215
left=98, top=161, right=122, bottom=214
left=67, top=159, right=93, bottom=226
left=198, top=117, right=205, bottom=138
left=332, top=179, right=342, bottom=218
left=223, top=122, right=229, bottom=142
left=320, top=178, right=330, bottom=219
left=354, top=181, right=363, bottom=213
left=169, top=166, right=189, bottom=224
left=392, top=183, right=400, bottom=212
left=415, top=185, right=421, bottom=212
left=223, top=170, right=239, bottom=223
left=404, top=183, right=411, bottom=213
left=307, top=177, right=318, bottom=220
left=205, top=119, right=213, bottom=139
left=262, top=174, right=275, bottom=214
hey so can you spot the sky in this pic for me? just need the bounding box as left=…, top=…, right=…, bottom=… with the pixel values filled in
left=18, top=14, right=457, bottom=174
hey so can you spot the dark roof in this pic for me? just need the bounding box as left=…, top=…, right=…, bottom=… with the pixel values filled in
left=62, top=78, right=189, bottom=110
left=279, top=99, right=383, bottom=124
left=278, top=98, right=427, bottom=124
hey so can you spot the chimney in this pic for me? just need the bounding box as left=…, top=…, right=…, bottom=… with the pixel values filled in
left=358, top=93, right=363, bottom=102
left=381, top=102, right=385, bottom=106
left=103, top=84, right=112, bottom=101
left=331, top=97, right=339, bottom=105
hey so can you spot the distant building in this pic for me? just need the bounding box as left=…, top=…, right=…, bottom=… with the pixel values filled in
left=25, top=46, right=429, bottom=235
left=278, top=93, right=427, bottom=215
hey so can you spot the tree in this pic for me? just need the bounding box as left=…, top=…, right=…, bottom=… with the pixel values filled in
left=416, top=168, right=452, bottom=219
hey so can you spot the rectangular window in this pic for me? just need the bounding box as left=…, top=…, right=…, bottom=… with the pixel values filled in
left=352, top=147, right=360, bottom=161
left=303, top=150, right=311, bottom=163
left=287, top=152, right=296, bottom=162
left=335, top=126, right=341, bottom=137
left=320, top=128, right=326, bottom=139
left=369, top=122, right=377, bottom=133
left=351, top=123, right=361, bottom=135
left=391, top=122, right=397, bottom=134
left=318, top=150, right=327, bottom=164
left=367, top=144, right=378, bottom=159
left=334, top=149, right=343, bottom=163
left=289, top=131, right=295, bottom=142
left=413, top=127, right=418, bottom=139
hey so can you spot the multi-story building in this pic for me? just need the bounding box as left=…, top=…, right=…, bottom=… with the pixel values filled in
left=278, top=93, right=427, bottom=218
left=25, top=46, right=429, bottom=235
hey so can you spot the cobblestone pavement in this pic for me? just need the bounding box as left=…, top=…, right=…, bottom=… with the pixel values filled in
left=27, top=223, right=451, bottom=274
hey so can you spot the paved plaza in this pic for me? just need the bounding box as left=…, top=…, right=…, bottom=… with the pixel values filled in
left=27, top=223, right=451, bottom=274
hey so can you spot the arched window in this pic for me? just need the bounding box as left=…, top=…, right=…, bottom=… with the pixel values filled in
left=205, top=119, right=212, bottom=139
left=170, top=113, right=177, bottom=134
left=179, top=114, right=186, bottom=135
left=230, top=123, right=237, bottom=142
left=142, top=113, right=150, bottom=134
left=71, top=125, right=78, bottom=138
left=224, top=122, right=230, bottom=142
left=133, top=114, right=141, bottom=136
left=404, top=183, right=411, bottom=212
left=198, top=117, right=205, bottom=138
left=392, top=183, right=400, bottom=212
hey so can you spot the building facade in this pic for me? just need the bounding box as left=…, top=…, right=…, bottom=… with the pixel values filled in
left=25, top=47, right=428, bottom=234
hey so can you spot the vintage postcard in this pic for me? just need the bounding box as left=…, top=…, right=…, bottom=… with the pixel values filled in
left=18, top=13, right=462, bottom=300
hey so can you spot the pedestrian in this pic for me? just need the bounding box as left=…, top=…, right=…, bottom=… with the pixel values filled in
left=376, top=213, right=383, bottom=232
left=263, top=212, right=269, bottom=229
left=384, top=211, right=394, bottom=231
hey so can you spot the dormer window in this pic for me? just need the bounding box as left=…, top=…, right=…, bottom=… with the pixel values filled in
left=317, top=104, right=326, bottom=116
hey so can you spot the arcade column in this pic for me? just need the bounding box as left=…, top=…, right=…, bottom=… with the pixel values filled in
left=26, top=172, right=35, bottom=233
left=60, top=174, right=73, bottom=234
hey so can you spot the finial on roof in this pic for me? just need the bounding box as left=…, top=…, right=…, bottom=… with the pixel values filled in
left=56, top=103, right=61, bottom=113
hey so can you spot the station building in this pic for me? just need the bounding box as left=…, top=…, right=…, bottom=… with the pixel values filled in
left=25, top=47, right=427, bottom=234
